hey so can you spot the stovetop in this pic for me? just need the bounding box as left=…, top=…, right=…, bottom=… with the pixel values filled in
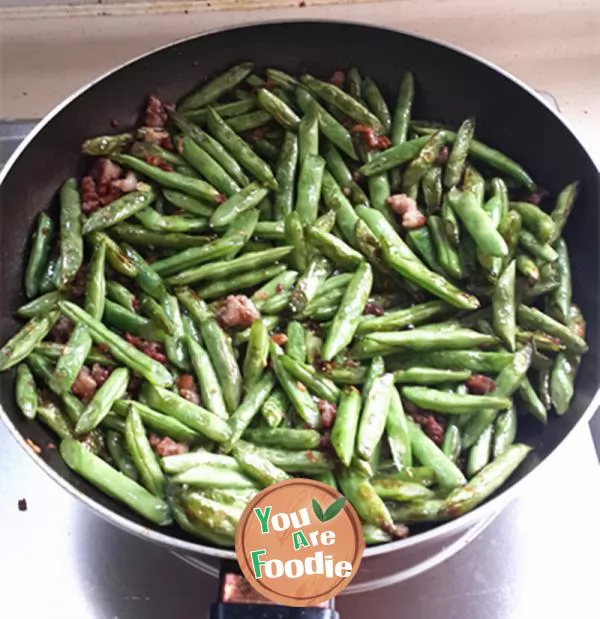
left=1, top=120, right=599, bottom=619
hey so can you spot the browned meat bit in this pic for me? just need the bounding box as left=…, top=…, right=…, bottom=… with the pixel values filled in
left=381, top=522, right=409, bottom=539
left=215, top=193, right=227, bottom=204
left=110, top=118, right=120, bottom=129
left=343, top=358, right=360, bottom=368
left=124, top=333, right=168, bottom=363
left=144, top=95, right=169, bottom=127
left=18, top=498, right=28, bottom=512
left=435, top=146, right=449, bottom=165
left=386, top=193, right=427, bottom=230
left=466, top=374, right=497, bottom=395
left=315, top=358, right=336, bottom=373
left=363, top=301, right=385, bottom=317
left=127, top=372, right=143, bottom=398
left=70, top=264, right=89, bottom=298
left=155, top=436, right=189, bottom=457
left=271, top=333, right=288, bottom=346
left=318, top=433, right=332, bottom=452
left=91, top=363, right=111, bottom=387
left=72, top=366, right=98, bottom=403
left=145, top=155, right=173, bottom=172
left=50, top=316, right=73, bottom=343
left=275, top=283, right=284, bottom=293
left=351, top=124, right=391, bottom=151
left=92, top=157, right=121, bottom=186
left=215, top=295, right=260, bottom=330
left=138, top=126, right=171, bottom=144
left=329, top=70, right=345, bottom=87
left=97, top=342, right=110, bottom=353
left=80, top=176, right=100, bottom=213
left=404, top=399, right=446, bottom=446
left=176, top=374, right=201, bottom=405
left=160, top=135, right=174, bottom=151
left=318, top=400, right=337, bottom=429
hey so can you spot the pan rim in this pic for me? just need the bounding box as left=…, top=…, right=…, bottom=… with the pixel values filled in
left=1, top=18, right=598, bottom=561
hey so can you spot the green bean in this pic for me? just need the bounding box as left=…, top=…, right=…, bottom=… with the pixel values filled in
left=206, top=107, right=277, bottom=188
left=243, top=319, right=270, bottom=388
left=83, top=240, right=105, bottom=320
left=253, top=221, right=285, bottom=241
left=251, top=137, right=280, bottom=162
left=270, top=342, right=320, bottom=428
left=160, top=294, right=187, bottom=369
left=178, top=492, right=243, bottom=543
left=511, top=201, right=556, bottom=244
left=492, top=260, right=516, bottom=351
left=307, top=227, right=363, bottom=271
left=0, top=310, right=59, bottom=371
left=365, top=326, right=497, bottom=352
left=167, top=245, right=291, bottom=287
left=223, top=110, right=271, bottom=133
left=15, top=363, right=38, bottom=420
left=181, top=99, right=256, bottom=124
left=357, top=300, right=448, bottom=335
left=546, top=238, right=571, bottom=324
left=82, top=132, right=132, bottom=156
left=403, top=130, right=447, bottom=189
left=106, top=430, right=139, bottom=480
left=408, top=420, right=466, bottom=488
left=550, top=353, right=576, bottom=415
left=363, top=77, right=392, bottom=134
left=163, top=189, right=214, bottom=217
left=137, top=294, right=174, bottom=334
left=466, top=424, right=492, bottom=478
left=48, top=323, right=94, bottom=394
left=124, top=406, right=166, bottom=497
left=321, top=171, right=362, bottom=245
left=322, top=262, right=372, bottom=361
left=295, top=154, right=325, bottom=225
left=373, top=478, right=435, bottom=502
left=412, top=124, right=536, bottom=190
left=281, top=356, right=339, bottom=403
left=386, top=386, right=412, bottom=469
left=16, top=291, right=65, bottom=319
left=549, top=181, right=579, bottom=243
left=345, top=67, right=363, bottom=100
left=103, top=299, right=166, bottom=341
left=110, top=224, right=211, bottom=251
left=285, top=321, right=307, bottom=363
left=516, top=254, right=540, bottom=285
left=120, top=244, right=167, bottom=301
left=60, top=438, right=171, bottom=524
left=38, top=255, right=59, bottom=294
left=261, top=387, right=288, bottom=428
left=387, top=499, right=446, bottom=523
left=74, top=367, right=129, bottom=435
left=201, top=264, right=288, bottom=301
left=176, top=290, right=242, bottom=414
left=521, top=264, right=560, bottom=301
left=443, top=117, right=475, bottom=188
left=422, top=165, right=443, bottom=213
left=354, top=372, right=393, bottom=461
left=265, top=68, right=299, bottom=91
left=232, top=442, right=289, bottom=487
left=172, top=465, right=256, bottom=489
left=517, top=304, right=586, bottom=355
left=160, top=449, right=239, bottom=474
left=273, top=132, right=299, bottom=219
left=428, top=215, right=464, bottom=279
left=321, top=386, right=358, bottom=466
left=322, top=142, right=368, bottom=209
left=492, top=404, right=518, bottom=457
left=391, top=71, right=413, bottom=147
left=238, top=440, right=334, bottom=474
left=105, top=281, right=137, bottom=314
left=25, top=213, right=55, bottom=299
left=210, top=181, right=269, bottom=228
left=403, top=386, right=510, bottom=415
left=59, top=301, right=172, bottom=386
left=114, top=400, right=201, bottom=443
left=374, top=467, right=437, bottom=487
left=251, top=270, right=298, bottom=310
left=296, top=87, right=357, bottom=160
left=442, top=421, right=461, bottom=463
left=256, top=88, right=300, bottom=130
left=393, top=367, right=471, bottom=385
left=57, top=178, right=84, bottom=290
left=35, top=400, right=73, bottom=439
left=359, top=136, right=430, bottom=177
left=284, top=212, right=308, bottom=272
left=130, top=140, right=189, bottom=168
left=442, top=443, right=533, bottom=517
left=301, top=74, right=383, bottom=132
left=243, top=428, right=320, bottom=450
left=358, top=206, right=480, bottom=310
left=179, top=62, right=254, bottom=110
left=461, top=345, right=532, bottom=448
left=518, top=229, right=558, bottom=262
left=289, top=255, right=332, bottom=315
left=135, top=208, right=208, bottom=234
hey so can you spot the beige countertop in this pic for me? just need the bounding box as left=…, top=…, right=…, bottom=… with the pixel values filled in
left=1, top=0, right=599, bottom=163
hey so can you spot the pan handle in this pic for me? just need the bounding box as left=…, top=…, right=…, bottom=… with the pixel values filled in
left=209, top=561, right=340, bottom=618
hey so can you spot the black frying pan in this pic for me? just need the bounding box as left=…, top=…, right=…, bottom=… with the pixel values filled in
left=1, top=20, right=599, bottom=617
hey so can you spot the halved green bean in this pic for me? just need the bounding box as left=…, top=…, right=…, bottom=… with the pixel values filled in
left=428, top=215, right=464, bottom=280
left=373, top=478, right=435, bottom=502
left=16, top=291, right=65, bottom=319
left=160, top=449, right=239, bottom=474
left=25, top=213, right=55, bottom=299
left=243, top=427, right=320, bottom=450
left=265, top=68, right=299, bottom=91
left=363, top=77, right=391, bottom=134
left=466, top=424, right=492, bottom=478
left=138, top=293, right=174, bottom=334
left=182, top=492, right=244, bottom=541
left=337, top=468, right=394, bottom=528
left=39, top=255, right=59, bottom=293
left=374, top=467, right=437, bottom=487
left=256, top=88, right=300, bottom=130
left=516, top=254, right=540, bottom=285
left=179, top=62, right=254, bottom=110
left=104, top=299, right=166, bottom=341
left=254, top=221, right=285, bottom=240
left=0, top=310, right=59, bottom=371
left=243, top=320, right=270, bottom=388
left=511, top=201, right=556, bottom=244
left=57, top=178, right=84, bottom=290
left=59, top=301, right=173, bottom=386
left=49, top=323, right=94, bottom=394
left=357, top=300, right=449, bottom=335
left=273, top=131, right=299, bottom=219
left=163, top=189, right=214, bottom=217
left=359, top=136, right=430, bottom=176
left=251, top=270, right=298, bottom=310
left=444, top=117, right=475, bottom=188
left=295, top=154, right=325, bottom=225
left=322, top=262, right=373, bottom=361
left=106, top=281, right=138, bottom=314
left=60, top=438, right=171, bottom=524
left=36, top=400, right=74, bottom=439
left=386, top=386, right=412, bottom=469
left=289, top=255, right=332, bottom=315
left=198, top=263, right=286, bottom=300
left=307, top=227, right=364, bottom=270
left=106, top=430, right=139, bottom=481
left=210, top=181, right=269, bottom=228
left=356, top=373, right=394, bottom=461
left=422, top=165, right=443, bottom=213
left=390, top=350, right=515, bottom=373
left=172, top=465, right=256, bottom=489
left=550, top=353, right=576, bottom=415
left=403, top=386, right=510, bottom=415
left=82, top=132, right=132, bottom=156
left=285, top=321, right=307, bottom=364
left=270, top=342, right=320, bottom=428
left=492, top=260, right=516, bottom=351
left=492, top=404, right=518, bottom=457
left=442, top=421, right=461, bottom=463
left=365, top=326, right=497, bottom=352
left=121, top=244, right=168, bottom=301
left=226, top=110, right=272, bottom=133
left=391, top=71, right=413, bottom=146
left=547, top=238, right=571, bottom=324
left=518, top=229, right=558, bottom=262
left=181, top=99, right=257, bottom=124
left=393, top=367, right=471, bottom=385
left=135, top=208, right=208, bottom=234
left=387, top=499, right=446, bottom=523
left=236, top=440, right=334, bottom=474
left=296, top=87, right=357, bottom=159
left=284, top=212, right=308, bottom=272
left=15, top=363, right=38, bottom=420
left=110, top=224, right=211, bottom=250
left=403, top=130, right=447, bottom=189
left=329, top=386, right=360, bottom=467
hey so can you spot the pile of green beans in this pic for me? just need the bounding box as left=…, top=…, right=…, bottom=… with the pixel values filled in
left=1, top=61, right=587, bottom=546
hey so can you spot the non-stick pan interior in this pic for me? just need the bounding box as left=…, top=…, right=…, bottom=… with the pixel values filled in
left=1, top=21, right=598, bottom=555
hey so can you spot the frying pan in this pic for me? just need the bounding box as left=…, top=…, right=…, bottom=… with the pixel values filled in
left=1, top=20, right=599, bottom=616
